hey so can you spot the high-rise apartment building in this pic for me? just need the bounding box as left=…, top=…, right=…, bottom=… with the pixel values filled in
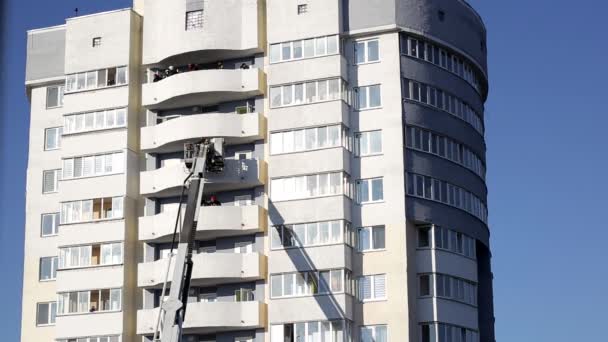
left=22, top=1, right=494, bottom=342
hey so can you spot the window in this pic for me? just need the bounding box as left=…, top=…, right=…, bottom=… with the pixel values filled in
left=358, top=274, right=386, bottom=301
left=39, top=256, right=58, bottom=281
left=36, top=302, right=57, bottom=325
left=44, top=127, right=62, bottom=150
left=92, top=37, right=102, bottom=47
left=57, top=336, right=120, bottom=342
left=41, top=213, right=60, bottom=236
left=418, top=225, right=476, bottom=258
left=185, top=10, right=204, bottom=30
left=60, top=197, right=124, bottom=224
left=406, top=173, right=488, bottom=223
left=435, top=274, right=477, bottom=306
left=355, top=85, right=381, bottom=110
left=234, top=195, right=252, bottom=206
left=406, top=126, right=485, bottom=178
left=271, top=220, right=353, bottom=249
left=62, top=152, right=125, bottom=179
left=271, top=125, right=345, bottom=155
left=355, top=130, right=382, bottom=156
left=60, top=243, right=123, bottom=269
left=270, top=78, right=346, bottom=107
left=361, top=325, right=387, bottom=342
left=58, top=288, right=121, bottom=314
left=297, top=4, right=308, bottom=14
left=420, top=323, right=479, bottom=342
left=419, top=274, right=431, bottom=296
left=65, top=67, right=128, bottom=93
left=271, top=172, right=349, bottom=202
left=355, top=39, right=380, bottom=64
left=271, top=320, right=350, bottom=342
left=234, top=241, right=254, bottom=254
left=271, top=269, right=350, bottom=298
left=357, top=226, right=385, bottom=252
left=43, top=169, right=60, bottom=193
left=64, top=108, right=127, bottom=134
left=417, top=226, right=431, bottom=248
left=356, top=178, right=383, bottom=204
left=235, top=288, right=254, bottom=302
left=198, top=291, right=217, bottom=302
left=46, top=85, right=64, bottom=108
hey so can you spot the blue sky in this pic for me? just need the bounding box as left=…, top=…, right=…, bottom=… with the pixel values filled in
left=1, top=0, right=607, bottom=341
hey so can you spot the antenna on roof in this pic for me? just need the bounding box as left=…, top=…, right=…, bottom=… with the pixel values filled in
left=74, top=8, right=79, bottom=16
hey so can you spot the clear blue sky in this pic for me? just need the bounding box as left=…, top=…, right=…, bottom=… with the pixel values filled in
left=1, top=1, right=607, bottom=341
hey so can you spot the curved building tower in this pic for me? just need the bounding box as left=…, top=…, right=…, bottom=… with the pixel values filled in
left=22, top=1, right=494, bottom=342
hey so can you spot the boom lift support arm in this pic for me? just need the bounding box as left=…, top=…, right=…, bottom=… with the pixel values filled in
left=153, top=139, right=225, bottom=342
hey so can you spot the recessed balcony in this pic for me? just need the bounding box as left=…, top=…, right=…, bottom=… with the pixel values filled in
left=141, top=112, right=266, bottom=154
left=142, top=69, right=265, bottom=110
left=57, top=311, right=123, bottom=339
left=137, top=301, right=266, bottom=335
left=138, top=252, right=266, bottom=289
left=268, top=294, right=353, bottom=323
left=139, top=205, right=266, bottom=243
left=140, top=159, right=266, bottom=198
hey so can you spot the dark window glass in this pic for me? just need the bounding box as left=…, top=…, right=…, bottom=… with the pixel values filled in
left=420, top=84, right=428, bottom=103
left=418, top=227, right=430, bottom=247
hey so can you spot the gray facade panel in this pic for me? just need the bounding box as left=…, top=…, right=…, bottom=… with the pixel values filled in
left=406, top=150, right=487, bottom=199
left=26, top=28, right=66, bottom=82
left=344, top=0, right=397, bottom=32
left=406, top=197, right=489, bottom=246
left=404, top=104, right=486, bottom=159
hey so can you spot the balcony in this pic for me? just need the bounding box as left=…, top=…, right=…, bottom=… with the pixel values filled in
left=57, top=265, right=124, bottom=293
left=143, top=0, right=264, bottom=65
left=270, top=147, right=351, bottom=178
left=137, top=301, right=266, bottom=335
left=140, top=159, right=266, bottom=198
left=139, top=205, right=266, bottom=243
left=269, top=100, right=350, bottom=132
left=138, top=252, right=266, bottom=288
left=141, top=112, right=266, bottom=153
left=57, top=311, right=123, bottom=339
left=142, top=68, right=265, bottom=110
left=269, top=244, right=352, bottom=274
left=268, top=294, right=353, bottom=323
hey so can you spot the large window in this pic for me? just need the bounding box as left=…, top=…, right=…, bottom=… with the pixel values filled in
left=406, top=173, right=488, bottom=224
left=271, top=220, right=353, bottom=249
left=357, top=226, right=385, bottom=252
left=63, top=107, right=127, bottom=135
left=59, top=242, right=123, bottom=269
left=358, top=274, right=386, bottom=301
left=401, top=34, right=484, bottom=95
left=65, top=67, right=128, bottom=93
left=271, top=320, right=351, bottom=342
left=406, top=126, right=485, bottom=179
left=39, top=256, right=58, bottom=281
left=420, top=323, right=479, bottom=342
left=355, top=85, right=381, bottom=110
left=58, top=288, right=121, bottom=314
left=58, top=336, right=120, bottom=342
left=270, top=269, right=351, bottom=298
left=46, top=85, right=64, bottom=109
left=36, top=302, right=57, bottom=326
left=271, top=172, right=349, bottom=202
left=403, top=78, right=484, bottom=134
left=418, top=225, right=476, bottom=259
left=44, top=127, right=62, bottom=150
left=62, top=151, right=125, bottom=180
left=270, top=78, right=347, bottom=108
left=270, top=125, right=346, bottom=155
left=355, top=39, right=380, bottom=64
left=185, top=10, right=204, bottom=30
left=355, top=178, right=384, bottom=204
left=270, top=35, right=339, bottom=63
left=360, top=325, right=387, bottom=342
left=355, top=130, right=382, bottom=156
left=42, top=169, right=60, bottom=193
left=60, top=197, right=124, bottom=224
left=41, top=213, right=60, bottom=236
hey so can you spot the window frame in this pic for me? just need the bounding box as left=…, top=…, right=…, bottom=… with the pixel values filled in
left=44, top=127, right=63, bottom=151
left=297, top=4, right=308, bottom=14
left=36, top=301, right=57, bottom=326
left=65, top=67, right=128, bottom=94
left=60, top=196, right=125, bottom=225
left=355, top=177, right=384, bottom=204
left=63, top=107, right=128, bottom=135
left=270, top=124, right=345, bottom=155
left=39, top=256, right=58, bottom=281
left=354, top=38, right=380, bottom=65
left=42, top=169, right=61, bottom=194
left=270, top=268, right=350, bottom=299
left=358, top=274, right=387, bottom=302
left=360, top=325, right=388, bottom=342
left=357, top=225, right=386, bottom=252
left=46, top=85, right=64, bottom=109
left=271, top=220, right=353, bottom=250
left=271, top=172, right=349, bottom=202
left=41, top=212, right=60, bottom=237
left=185, top=10, right=204, bottom=31
left=354, top=130, right=382, bottom=157
left=354, top=84, right=382, bottom=110
left=270, top=78, right=347, bottom=108
left=92, top=37, right=102, bottom=47
left=62, top=151, right=125, bottom=181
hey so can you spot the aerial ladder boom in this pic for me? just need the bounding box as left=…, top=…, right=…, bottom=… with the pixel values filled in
left=153, top=139, right=224, bottom=342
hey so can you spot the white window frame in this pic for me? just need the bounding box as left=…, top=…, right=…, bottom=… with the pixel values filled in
left=271, top=172, right=348, bottom=202
left=354, top=130, right=382, bottom=157
left=270, top=78, right=346, bottom=108
left=46, top=85, right=64, bottom=109
left=60, top=196, right=125, bottom=225
left=270, top=269, right=348, bottom=299
left=271, top=220, right=350, bottom=249
left=41, top=212, right=60, bottom=237
left=42, top=169, right=60, bottom=194
left=360, top=325, right=388, bottom=342
left=62, top=151, right=125, bottom=180
left=234, top=241, right=254, bottom=254
left=39, top=256, right=58, bottom=281
left=270, top=125, right=344, bottom=155
left=36, top=302, right=57, bottom=326
left=355, top=177, right=384, bottom=204
left=269, top=35, right=339, bottom=64
left=65, top=67, right=128, bottom=93
left=234, top=195, right=252, bottom=206
left=63, top=107, right=127, bottom=135
left=355, top=38, right=380, bottom=65
left=358, top=274, right=387, bottom=302
left=44, top=127, right=62, bottom=150
left=357, top=225, right=385, bottom=252
left=355, top=85, right=382, bottom=110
